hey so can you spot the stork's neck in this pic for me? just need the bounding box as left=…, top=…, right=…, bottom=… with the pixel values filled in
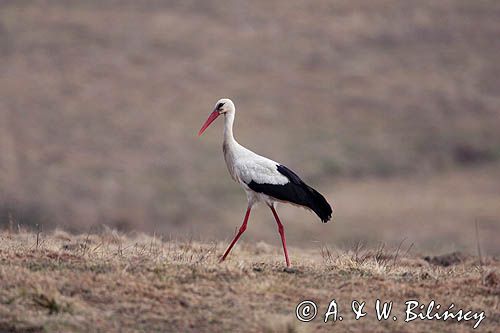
left=223, top=111, right=236, bottom=145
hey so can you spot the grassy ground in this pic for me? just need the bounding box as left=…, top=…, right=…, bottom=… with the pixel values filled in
left=1, top=0, right=500, bottom=235
left=0, top=230, right=498, bottom=332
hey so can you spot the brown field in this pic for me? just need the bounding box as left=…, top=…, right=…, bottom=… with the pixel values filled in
left=0, top=1, right=499, bottom=331
left=0, top=230, right=498, bottom=333
left=0, top=0, right=499, bottom=256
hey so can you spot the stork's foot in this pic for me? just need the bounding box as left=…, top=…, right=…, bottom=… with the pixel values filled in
left=283, top=267, right=298, bottom=274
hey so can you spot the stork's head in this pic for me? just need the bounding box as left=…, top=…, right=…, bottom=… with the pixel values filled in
left=198, top=98, right=235, bottom=136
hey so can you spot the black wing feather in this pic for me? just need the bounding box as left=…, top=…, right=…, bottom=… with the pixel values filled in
left=247, top=164, right=333, bottom=223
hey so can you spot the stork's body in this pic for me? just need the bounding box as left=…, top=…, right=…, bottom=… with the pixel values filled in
left=199, top=98, right=333, bottom=267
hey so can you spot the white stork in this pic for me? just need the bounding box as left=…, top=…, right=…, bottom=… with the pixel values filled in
left=198, top=98, right=333, bottom=267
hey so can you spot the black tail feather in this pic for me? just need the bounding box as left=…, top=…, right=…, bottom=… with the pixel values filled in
left=247, top=164, right=333, bottom=223
left=303, top=185, right=333, bottom=223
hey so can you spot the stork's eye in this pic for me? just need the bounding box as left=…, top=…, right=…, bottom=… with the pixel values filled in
left=217, top=102, right=225, bottom=110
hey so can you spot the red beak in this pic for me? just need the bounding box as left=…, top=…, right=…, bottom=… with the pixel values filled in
left=198, top=110, right=220, bottom=136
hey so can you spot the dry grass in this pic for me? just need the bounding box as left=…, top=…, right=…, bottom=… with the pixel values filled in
left=0, top=3, right=499, bottom=329
left=0, top=0, right=499, bottom=236
left=0, top=230, right=498, bottom=332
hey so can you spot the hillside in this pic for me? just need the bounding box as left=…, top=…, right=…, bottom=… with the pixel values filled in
left=0, top=1, right=499, bottom=257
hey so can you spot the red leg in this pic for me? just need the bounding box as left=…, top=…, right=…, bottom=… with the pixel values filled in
left=220, top=207, right=251, bottom=262
left=270, top=206, right=291, bottom=267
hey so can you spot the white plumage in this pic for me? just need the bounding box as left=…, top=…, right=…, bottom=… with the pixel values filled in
left=229, top=147, right=289, bottom=186
left=198, top=98, right=333, bottom=267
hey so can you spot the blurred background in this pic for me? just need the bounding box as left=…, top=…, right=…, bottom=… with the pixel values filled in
left=0, top=0, right=499, bottom=255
